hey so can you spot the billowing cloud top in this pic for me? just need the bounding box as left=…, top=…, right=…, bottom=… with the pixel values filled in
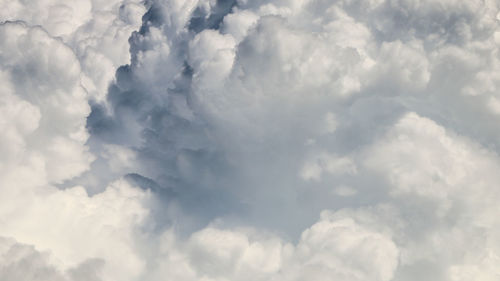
left=2, top=0, right=500, bottom=280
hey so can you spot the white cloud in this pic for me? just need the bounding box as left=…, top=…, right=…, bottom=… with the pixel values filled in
left=0, top=22, right=93, bottom=185
left=0, top=0, right=146, bottom=102
left=0, top=21, right=148, bottom=281
left=143, top=210, right=399, bottom=281
left=4, top=0, right=500, bottom=280
left=364, top=112, right=500, bottom=280
left=0, top=182, right=147, bottom=281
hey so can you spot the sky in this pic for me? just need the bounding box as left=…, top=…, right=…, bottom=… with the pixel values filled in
left=1, top=0, right=500, bottom=280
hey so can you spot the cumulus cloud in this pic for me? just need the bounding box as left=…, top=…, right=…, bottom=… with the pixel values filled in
left=0, top=237, right=102, bottom=281
left=3, top=0, right=500, bottom=280
left=0, top=20, right=150, bottom=281
left=0, top=0, right=146, bottom=102
left=0, top=22, right=92, bottom=186
left=142, top=208, right=399, bottom=281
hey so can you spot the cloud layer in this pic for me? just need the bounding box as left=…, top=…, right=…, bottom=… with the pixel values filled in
left=2, top=0, right=500, bottom=280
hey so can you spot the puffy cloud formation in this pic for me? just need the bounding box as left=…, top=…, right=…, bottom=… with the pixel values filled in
left=3, top=0, right=500, bottom=280
left=144, top=210, right=399, bottom=281
left=0, top=0, right=146, bottom=102
left=0, top=20, right=150, bottom=281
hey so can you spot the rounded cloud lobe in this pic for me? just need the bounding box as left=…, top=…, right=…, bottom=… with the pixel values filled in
left=2, top=0, right=500, bottom=280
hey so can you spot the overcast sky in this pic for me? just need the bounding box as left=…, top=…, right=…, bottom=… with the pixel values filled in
left=2, top=0, right=500, bottom=280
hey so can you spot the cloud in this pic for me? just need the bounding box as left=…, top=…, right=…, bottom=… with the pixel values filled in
left=0, top=22, right=93, bottom=185
left=363, top=113, right=500, bottom=280
left=3, top=0, right=500, bottom=280
left=142, top=209, right=399, bottom=281
left=0, top=0, right=146, bottom=102
left=0, top=21, right=148, bottom=281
